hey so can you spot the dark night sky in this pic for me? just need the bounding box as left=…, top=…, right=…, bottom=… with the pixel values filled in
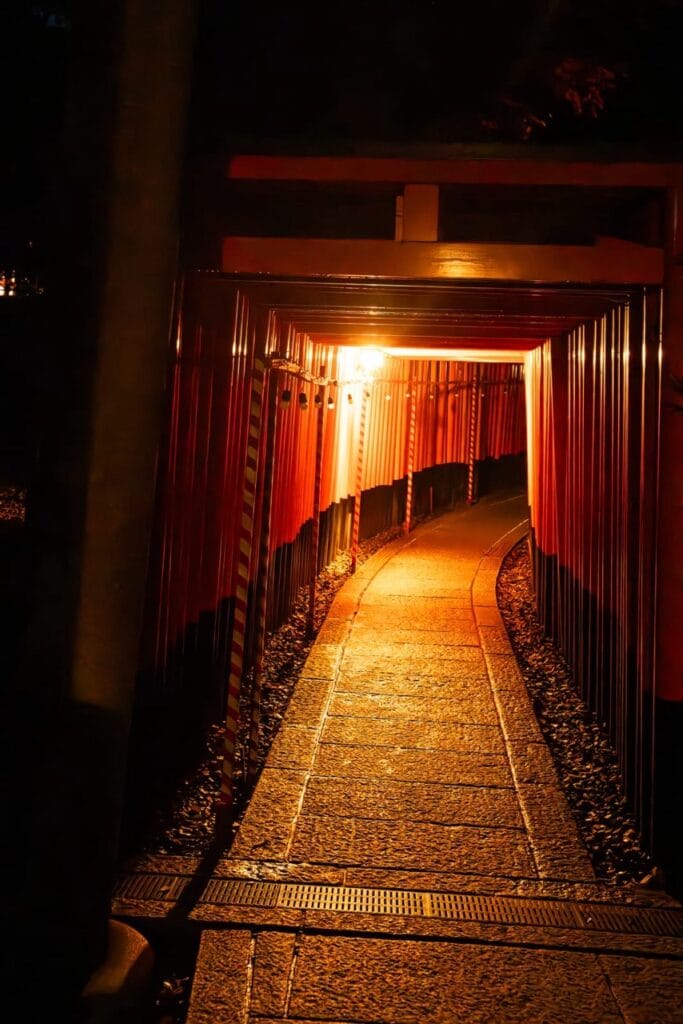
left=2, top=1, right=682, bottom=262
left=188, top=0, right=683, bottom=148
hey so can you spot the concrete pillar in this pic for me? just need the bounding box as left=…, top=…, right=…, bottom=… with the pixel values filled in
left=10, top=2, right=196, bottom=1016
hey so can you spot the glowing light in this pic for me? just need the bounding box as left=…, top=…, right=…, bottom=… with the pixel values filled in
left=355, top=347, right=384, bottom=378
left=379, top=346, right=525, bottom=364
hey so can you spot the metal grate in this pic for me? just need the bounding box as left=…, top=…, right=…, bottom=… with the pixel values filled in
left=113, top=873, right=683, bottom=938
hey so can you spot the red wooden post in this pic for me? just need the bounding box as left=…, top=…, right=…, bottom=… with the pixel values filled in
left=216, top=354, right=265, bottom=832
left=308, top=366, right=326, bottom=635
left=404, top=367, right=416, bottom=533
left=466, top=366, right=480, bottom=504
left=247, top=363, right=279, bottom=783
left=351, top=386, right=369, bottom=572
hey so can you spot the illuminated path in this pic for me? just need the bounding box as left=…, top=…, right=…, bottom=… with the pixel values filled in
left=116, top=494, right=683, bottom=1023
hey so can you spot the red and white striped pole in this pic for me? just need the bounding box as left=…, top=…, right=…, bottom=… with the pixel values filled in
left=307, top=367, right=326, bottom=635
left=404, top=369, right=416, bottom=534
left=466, top=366, right=480, bottom=505
left=350, top=386, right=369, bottom=572
left=247, top=366, right=278, bottom=783
left=216, top=354, right=265, bottom=832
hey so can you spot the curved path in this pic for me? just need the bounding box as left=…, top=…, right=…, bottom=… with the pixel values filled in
left=116, top=493, right=683, bottom=1023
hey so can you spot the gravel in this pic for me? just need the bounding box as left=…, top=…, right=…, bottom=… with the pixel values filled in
left=497, top=539, right=656, bottom=887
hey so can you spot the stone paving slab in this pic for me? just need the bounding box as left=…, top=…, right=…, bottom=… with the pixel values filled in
left=320, top=716, right=506, bottom=753
left=267, top=725, right=319, bottom=771
left=358, top=591, right=472, bottom=607
left=327, top=692, right=498, bottom=724
left=250, top=931, right=295, bottom=1019
left=302, top=776, right=524, bottom=828
left=230, top=769, right=305, bottom=861
left=599, top=955, right=683, bottom=1023
left=353, top=605, right=476, bottom=627
left=345, top=624, right=481, bottom=646
left=288, top=815, right=536, bottom=877
left=334, top=667, right=490, bottom=696
left=285, top=935, right=624, bottom=1024
left=336, top=660, right=489, bottom=683
left=341, top=643, right=486, bottom=665
left=186, top=930, right=251, bottom=1024
left=520, top=783, right=596, bottom=881
left=312, top=742, right=514, bottom=787
left=282, top=676, right=332, bottom=725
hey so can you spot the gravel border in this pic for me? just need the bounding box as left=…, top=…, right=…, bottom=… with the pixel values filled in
left=497, top=539, right=656, bottom=888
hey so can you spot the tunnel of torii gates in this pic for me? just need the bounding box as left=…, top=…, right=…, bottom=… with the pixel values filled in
left=127, top=161, right=683, bottom=886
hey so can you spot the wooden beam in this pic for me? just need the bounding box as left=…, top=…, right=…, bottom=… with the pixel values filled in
left=222, top=236, right=663, bottom=285
left=228, top=155, right=683, bottom=189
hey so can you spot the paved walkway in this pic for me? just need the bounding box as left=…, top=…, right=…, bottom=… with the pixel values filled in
left=115, top=493, right=683, bottom=1023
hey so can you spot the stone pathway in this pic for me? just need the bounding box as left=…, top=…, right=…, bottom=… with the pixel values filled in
left=115, top=493, right=683, bottom=1023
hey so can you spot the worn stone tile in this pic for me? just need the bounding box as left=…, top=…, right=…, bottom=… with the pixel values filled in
left=485, top=656, right=533, bottom=701
left=267, top=725, right=318, bottom=771
left=337, top=660, right=487, bottom=683
left=315, top=618, right=351, bottom=644
left=284, top=676, right=331, bottom=725
left=229, top=769, right=306, bottom=861
left=301, top=644, right=341, bottom=680
left=302, top=776, right=524, bottom=828
left=214, top=859, right=344, bottom=885
left=334, top=667, right=490, bottom=697
left=288, top=936, right=622, bottom=1024
left=328, top=692, right=498, bottom=725
left=365, top=582, right=472, bottom=599
left=508, top=740, right=559, bottom=785
left=359, top=591, right=471, bottom=608
left=496, top=690, right=545, bottom=743
left=474, top=605, right=503, bottom=626
left=326, top=593, right=360, bottom=618
left=321, top=716, right=506, bottom=753
left=342, top=643, right=485, bottom=666
left=290, top=910, right=683, bottom=959
left=519, top=783, right=595, bottom=882
left=478, top=623, right=513, bottom=655
left=189, top=904, right=304, bottom=928
left=289, top=814, right=535, bottom=877
left=348, top=625, right=480, bottom=647
left=600, top=955, right=683, bottom=1023
left=313, top=743, right=513, bottom=787
left=120, top=853, right=201, bottom=876
left=250, top=932, right=296, bottom=1018
left=471, top=575, right=500, bottom=607
left=186, top=930, right=252, bottom=1024
left=354, top=606, right=475, bottom=628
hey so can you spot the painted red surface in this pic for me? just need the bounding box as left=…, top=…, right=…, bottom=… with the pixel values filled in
left=140, top=277, right=525, bottom=696
left=526, top=288, right=663, bottom=836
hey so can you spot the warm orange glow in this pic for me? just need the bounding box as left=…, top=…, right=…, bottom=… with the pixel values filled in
left=380, top=345, right=527, bottom=364
left=355, top=347, right=384, bottom=377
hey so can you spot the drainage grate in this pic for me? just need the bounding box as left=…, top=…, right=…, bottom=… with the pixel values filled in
left=114, top=873, right=683, bottom=938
